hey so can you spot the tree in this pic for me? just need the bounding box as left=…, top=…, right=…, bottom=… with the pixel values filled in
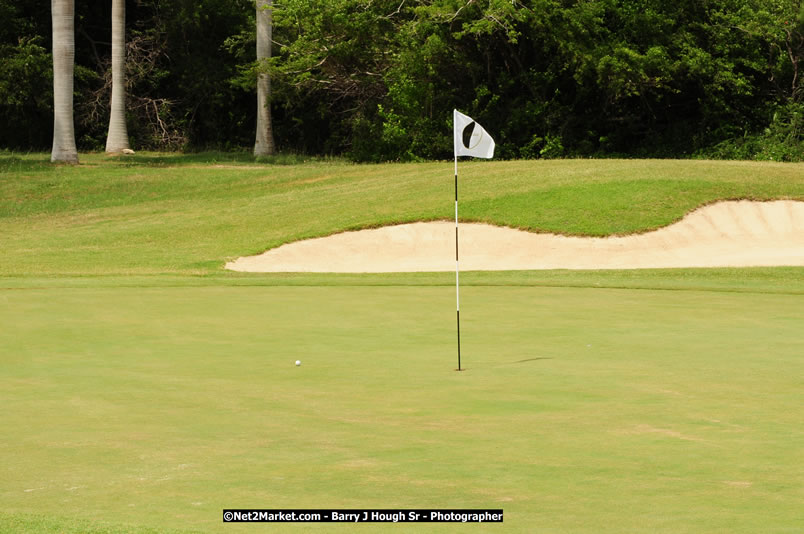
left=51, top=0, right=78, bottom=163
left=105, top=0, right=130, bottom=154
left=254, top=0, right=275, bottom=156
left=1, top=0, right=796, bottom=160
left=269, top=0, right=404, bottom=158
left=0, top=1, right=52, bottom=149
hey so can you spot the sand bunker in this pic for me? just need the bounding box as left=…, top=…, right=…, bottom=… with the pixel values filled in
left=226, top=200, right=804, bottom=272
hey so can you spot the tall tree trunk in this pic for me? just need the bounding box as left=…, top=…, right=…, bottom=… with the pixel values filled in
left=106, top=0, right=130, bottom=154
left=51, top=0, right=79, bottom=163
left=254, top=0, right=275, bottom=157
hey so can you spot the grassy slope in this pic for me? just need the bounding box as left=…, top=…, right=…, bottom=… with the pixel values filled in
left=2, top=153, right=803, bottom=280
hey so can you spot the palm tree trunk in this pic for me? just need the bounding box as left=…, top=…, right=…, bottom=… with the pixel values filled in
left=51, top=0, right=79, bottom=163
left=106, top=0, right=130, bottom=154
left=254, top=0, right=275, bottom=157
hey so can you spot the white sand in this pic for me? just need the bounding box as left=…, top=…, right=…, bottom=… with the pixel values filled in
left=226, top=200, right=804, bottom=272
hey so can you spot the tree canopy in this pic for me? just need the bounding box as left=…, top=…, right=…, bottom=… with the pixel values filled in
left=1, top=0, right=802, bottom=160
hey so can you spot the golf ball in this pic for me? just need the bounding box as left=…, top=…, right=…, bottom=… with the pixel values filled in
left=295, top=360, right=301, bottom=366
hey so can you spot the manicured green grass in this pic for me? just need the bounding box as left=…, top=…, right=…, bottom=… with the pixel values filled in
left=3, top=267, right=804, bottom=295
left=1, top=154, right=802, bottom=532
left=2, top=153, right=803, bottom=276
left=1, top=285, right=801, bottom=533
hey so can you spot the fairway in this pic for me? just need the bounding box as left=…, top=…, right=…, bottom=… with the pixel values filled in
left=2, top=284, right=802, bottom=533
left=2, top=155, right=803, bottom=532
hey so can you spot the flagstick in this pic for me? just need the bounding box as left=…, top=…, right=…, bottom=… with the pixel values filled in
left=454, top=155, right=462, bottom=371
left=452, top=109, right=494, bottom=372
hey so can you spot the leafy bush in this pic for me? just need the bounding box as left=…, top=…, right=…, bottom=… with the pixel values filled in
left=701, top=102, right=804, bottom=162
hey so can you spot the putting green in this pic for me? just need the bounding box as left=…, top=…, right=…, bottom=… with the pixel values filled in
left=2, top=285, right=801, bottom=532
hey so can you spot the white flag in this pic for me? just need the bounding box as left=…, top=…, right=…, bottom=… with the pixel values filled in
left=454, top=109, right=495, bottom=159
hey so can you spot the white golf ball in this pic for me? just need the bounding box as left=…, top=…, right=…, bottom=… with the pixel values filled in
left=295, top=360, right=301, bottom=366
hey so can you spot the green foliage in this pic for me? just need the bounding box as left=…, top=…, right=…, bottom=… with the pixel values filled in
left=0, top=37, right=52, bottom=149
left=137, top=0, right=255, bottom=148
left=2, top=0, right=803, bottom=159
left=702, top=101, right=804, bottom=161
left=0, top=0, right=53, bottom=149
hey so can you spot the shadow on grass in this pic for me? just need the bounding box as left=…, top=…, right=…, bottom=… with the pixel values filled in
left=0, top=150, right=343, bottom=170
left=97, top=151, right=342, bottom=167
left=0, top=154, right=52, bottom=173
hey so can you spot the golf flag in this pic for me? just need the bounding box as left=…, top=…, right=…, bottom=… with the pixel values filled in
left=452, top=110, right=495, bottom=371
left=454, top=109, right=495, bottom=159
